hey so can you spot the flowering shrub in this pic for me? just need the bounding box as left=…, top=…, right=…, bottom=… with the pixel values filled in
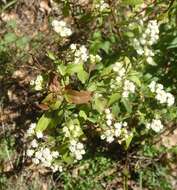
left=26, top=0, right=177, bottom=173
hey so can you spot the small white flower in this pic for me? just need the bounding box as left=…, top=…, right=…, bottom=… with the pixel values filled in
left=70, top=139, right=77, bottom=146
left=146, top=123, right=151, bottom=129
left=35, top=150, right=43, bottom=160
left=146, top=56, right=154, bottom=65
left=90, top=54, right=102, bottom=63
left=156, top=84, right=164, bottom=90
left=76, top=142, right=84, bottom=150
left=52, top=19, right=72, bottom=37
left=31, top=75, right=43, bottom=91
left=80, top=149, right=86, bottom=155
left=122, top=91, right=129, bottom=98
left=36, top=131, right=43, bottom=139
left=105, top=109, right=110, bottom=114
left=155, top=90, right=167, bottom=104
left=51, top=164, right=59, bottom=172
left=123, top=80, right=135, bottom=94
left=31, top=139, right=38, bottom=148
left=106, top=136, right=114, bottom=143
left=59, top=165, right=63, bottom=172
left=29, top=123, right=36, bottom=129
left=70, top=43, right=77, bottom=50
left=166, top=93, right=175, bottom=106
left=106, top=119, right=112, bottom=126
left=42, top=148, right=52, bottom=161
left=148, top=119, right=163, bottom=133
left=27, top=128, right=34, bottom=136
left=26, top=149, right=34, bottom=157
left=32, top=158, right=40, bottom=165
left=114, top=122, right=122, bottom=129
left=106, top=113, right=113, bottom=120
left=123, top=122, right=128, bottom=127
left=101, top=134, right=106, bottom=140
left=51, top=151, right=59, bottom=158
left=75, top=153, right=82, bottom=160
left=114, top=128, right=121, bottom=137
left=148, top=81, right=156, bottom=92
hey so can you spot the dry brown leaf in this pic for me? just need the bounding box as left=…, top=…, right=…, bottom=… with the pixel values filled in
left=65, top=89, right=92, bottom=104
left=49, top=74, right=61, bottom=93
left=37, top=103, right=50, bottom=111
left=40, top=0, right=51, bottom=13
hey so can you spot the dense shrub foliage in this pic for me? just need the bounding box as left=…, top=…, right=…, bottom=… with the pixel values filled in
left=24, top=0, right=177, bottom=173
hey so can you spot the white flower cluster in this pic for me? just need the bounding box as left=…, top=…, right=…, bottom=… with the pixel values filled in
left=89, top=54, right=102, bottom=64
left=122, top=80, right=136, bottom=98
left=146, top=119, right=163, bottom=133
left=113, top=61, right=126, bottom=82
left=30, top=75, right=43, bottom=91
left=95, top=0, right=109, bottom=12
left=133, top=20, right=159, bottom=65
left=149, top=81, right=175, bottom=106
left=51, top=20, right=72, bottom=37
left=100, top=109, right=127, bottom=143
left=110, top=61, right=126, bottom=90
left=27, top=123, right=43, bottom=139
left=70, top=44, right=89, bottom=64
left=26, top=123, right=62, bottom=172
left=27, top=146, right=61, bottom=172
left=69, top=139, right=86, bottom=160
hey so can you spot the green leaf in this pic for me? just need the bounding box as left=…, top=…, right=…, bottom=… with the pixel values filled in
left=101, top=41, right=111, bottom=54
left=100, top=65, right=113, bottom=76
left=50, top=100, right=62, bottom=110
left=125, top=132, right=134, bottom=150
left=66, top=64, right=83, bottom=75
left=128, top=73, right=141, bottom=87
left=63, top=153, right=74, bottom=164
left=36, top=113, right=52, bottom=132
left=93, top=97, right=107, bottom=113
left=6, top=20, right=17, bottom=29
left=93, top=31, right=102, bottom=39
left=4, top=33, right=17, bottom=43
left=112, top=103, right=120, bottom=117
left=77, top=69, right=89, bottom=84
left=108, top=93, right=120, bottom=106
left=16, top=36, right=30, bottom=49
left=47, top=51, right=56, bottom=60
left=167, top=37, right=177, bottom=49
left=122, top=98, right=132, bottom=113
left=123, top=0, right=144, bottom=5
left=57, top=64, right=66, bottom=76
left=79, top=110, right=87, bottom=120
left=87, top=82, right=97, bottom=91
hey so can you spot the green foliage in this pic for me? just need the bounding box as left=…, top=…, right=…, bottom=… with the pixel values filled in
left=1, top=0, right=177, bottom=189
